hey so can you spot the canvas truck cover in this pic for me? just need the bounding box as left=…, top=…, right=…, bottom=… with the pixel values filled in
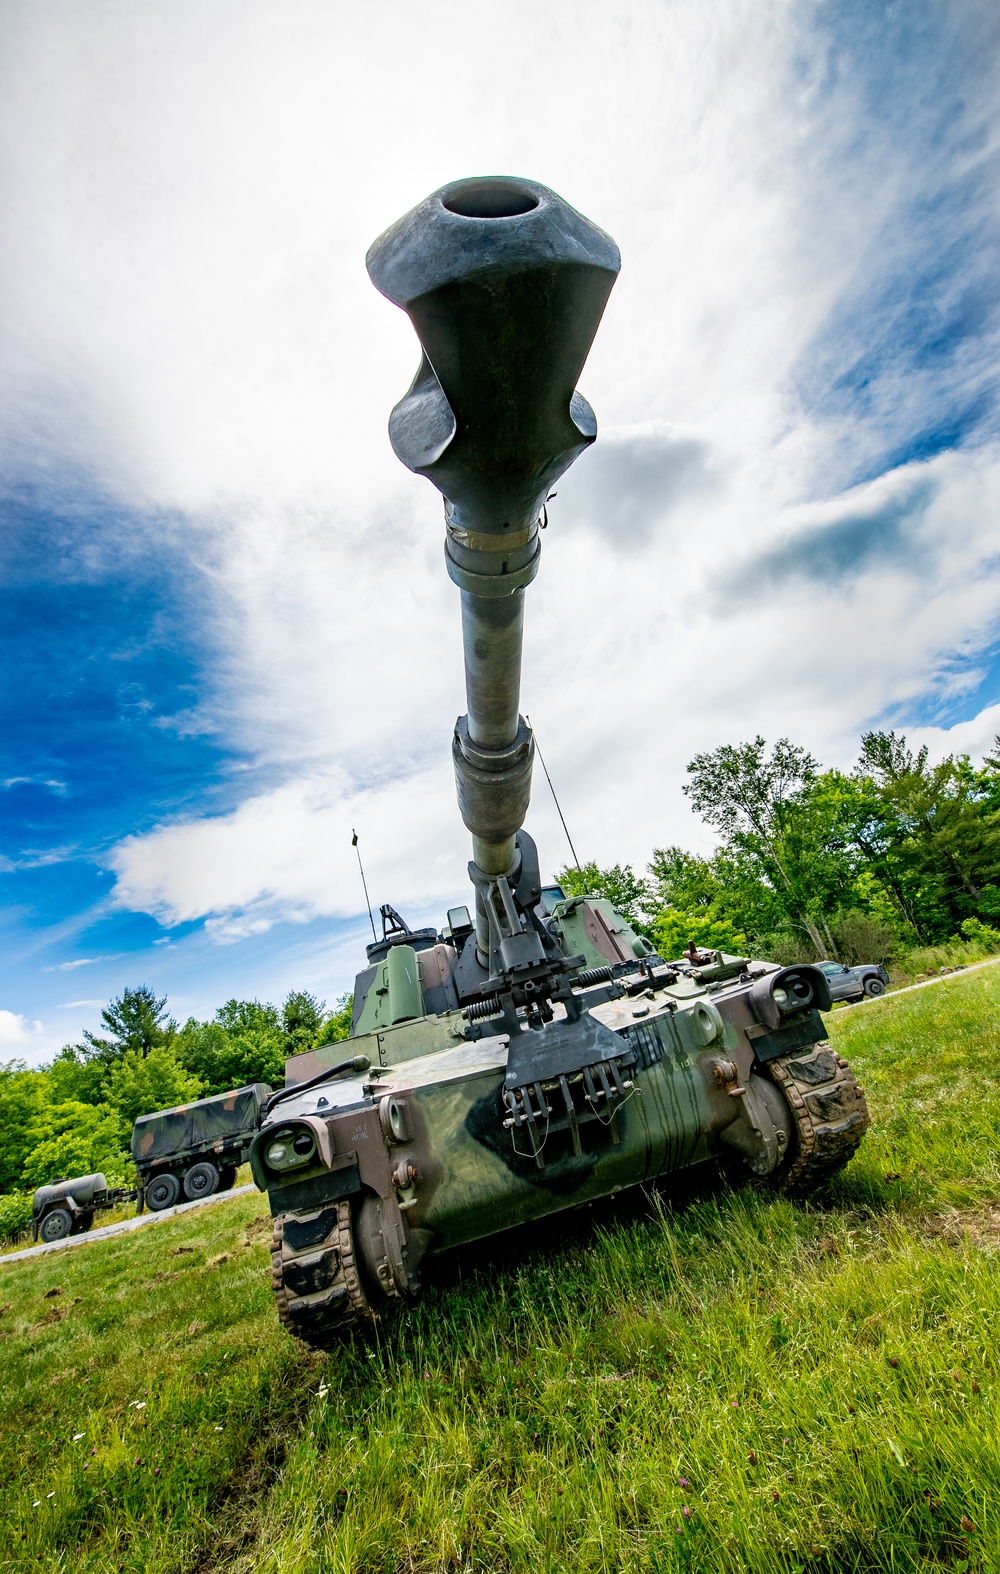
left=131, top=1084, right=271, bottom=1167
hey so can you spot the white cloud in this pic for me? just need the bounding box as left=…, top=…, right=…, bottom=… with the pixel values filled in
left=2, top=2, right=999, bottom=949
left=0, top=1008, right=85, bottom=1068
left=44, top=956, right=125, bottom=973
left=0, top=1010, right=44, bottom=1051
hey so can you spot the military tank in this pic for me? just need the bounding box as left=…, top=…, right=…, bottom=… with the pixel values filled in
left=251, top=176, right=871, bottom=1348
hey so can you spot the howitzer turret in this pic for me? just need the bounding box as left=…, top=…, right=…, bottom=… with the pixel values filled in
left=251, top=178, right=872, bottom=1350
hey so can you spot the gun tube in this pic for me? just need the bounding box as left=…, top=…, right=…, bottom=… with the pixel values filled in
left=367, top=176, right=619, bottom=948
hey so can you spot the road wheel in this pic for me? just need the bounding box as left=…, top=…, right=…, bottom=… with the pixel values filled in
left=216, top=1166, right=238, bottom=1192
left=146, top=1172, right=181, bottom=1211
left=39, top=1208, right=73, bottom=1243
left=183, top=1162, right=220, bottom=1201
left=863, top=977, right=886, bottom=997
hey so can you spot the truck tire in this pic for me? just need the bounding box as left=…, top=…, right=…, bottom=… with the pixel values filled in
left=39, top=1208, right=73, bottom=1243
left=71, top=1210, right=95, bottom=1235
left=217, top=1165, right=238, bottom=1192
left=146, top=1173, right=181, bottom=1211
left=183, top=1162, right=220, bottom=1200
left=863, top=977, right=886, bottom=998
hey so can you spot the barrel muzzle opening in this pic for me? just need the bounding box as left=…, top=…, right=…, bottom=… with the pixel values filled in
left=441, top=179, right=541, bottom=219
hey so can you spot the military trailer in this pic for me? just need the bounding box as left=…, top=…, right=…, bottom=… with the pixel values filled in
left=250, top=175, right=871, bottom=1349
left=132, top=1084, right=271, bottom=1210
left=31, top=1173, right=134, bottom=1243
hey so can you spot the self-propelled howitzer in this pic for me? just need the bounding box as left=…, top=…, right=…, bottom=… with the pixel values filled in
left=252, top=177, right=871, bottom=1348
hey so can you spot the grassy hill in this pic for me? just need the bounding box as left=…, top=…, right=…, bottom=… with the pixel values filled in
left=2, top=971, right=999, bottom=1574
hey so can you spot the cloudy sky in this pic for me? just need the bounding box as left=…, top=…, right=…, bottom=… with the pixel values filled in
left=2, top=0, right=999, bottom=1064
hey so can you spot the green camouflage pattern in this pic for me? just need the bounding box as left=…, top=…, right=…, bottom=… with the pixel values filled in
left=256, top=945, right=870, bottom=1345
left=546, top=896, right=658, bottom=970
left=132, top=1084, right=271, bottom=1172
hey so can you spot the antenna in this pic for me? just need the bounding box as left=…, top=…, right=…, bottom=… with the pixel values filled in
left=352, top=830, right=377, bottom=942
left=526, top=716, right=582, bottom=871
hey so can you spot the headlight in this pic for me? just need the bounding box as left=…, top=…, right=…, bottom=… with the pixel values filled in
left=780, top=971, right=815, bottom=1009
left=264, top=1127, right=316, bottom=1171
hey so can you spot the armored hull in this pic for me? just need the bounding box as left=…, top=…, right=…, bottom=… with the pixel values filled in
left=256, top=926, right=867, bottom=1348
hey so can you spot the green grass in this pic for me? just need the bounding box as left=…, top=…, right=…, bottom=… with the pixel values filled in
left=2, top=971, right=1000, bottom=1573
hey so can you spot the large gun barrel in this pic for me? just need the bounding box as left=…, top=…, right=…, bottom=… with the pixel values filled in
left=367, top=177, right=619, bottom=944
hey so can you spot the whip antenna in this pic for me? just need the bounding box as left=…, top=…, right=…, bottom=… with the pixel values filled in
left=352, top=830, right=377, bottom=942
left=526, top=717, right=582, bottom=872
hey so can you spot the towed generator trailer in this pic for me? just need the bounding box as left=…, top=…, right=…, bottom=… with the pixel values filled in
left=31, top=1173, right=135, bottom=1243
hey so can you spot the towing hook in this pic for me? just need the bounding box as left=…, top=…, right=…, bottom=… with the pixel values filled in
left=712, top=1058, right=748, bottom=1097
left=392, top=1160, right=418, bottom=1190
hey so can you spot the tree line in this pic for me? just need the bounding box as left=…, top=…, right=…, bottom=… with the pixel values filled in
left=0, top=986, right=352, bottom=1199
left=557, top=729, right=1000, bottom=966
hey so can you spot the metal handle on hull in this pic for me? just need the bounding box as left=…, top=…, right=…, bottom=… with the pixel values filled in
left=367, top=175, right=619, bottom=945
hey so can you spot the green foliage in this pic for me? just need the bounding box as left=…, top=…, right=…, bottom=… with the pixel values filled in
left=0, top=980, right=336, bottom=1195
left=961, top=916, right=1000, bottom=948
left=2, top=971, right=1000, bottom=1572
left=0, top=1189, right=33, bottom=1244
left=646, top=846, right=752, bottom=958
left=683, top=737, right=857, bottom=958
left=892, top=932, right=1000, bottom=982
left=672, top=730, right=1000, bottom=962
left=79, top=984, right=177, bottom=1068
left=19, top=1100, right=125, bottom=1190
left=44, top=1045, right=107, bottom=1105
left=316, top=993, right=354, bottom=1045
left=0, top=1062, right=47, bottom=1193
left=175, top=1001, right=285, bottom=1097
left=653, top=907, right=748, bottom=959
left=828, top=906, right=898, bottom=966
left=833, top=731, right=1000, bottom=944
left=281, top=990, right=327, bottom=1054
left=102, top=1047, right=203, bottom=1128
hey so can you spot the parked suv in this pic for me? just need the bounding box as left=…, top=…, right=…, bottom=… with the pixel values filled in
left=816, top=959, right=890, bottom=1003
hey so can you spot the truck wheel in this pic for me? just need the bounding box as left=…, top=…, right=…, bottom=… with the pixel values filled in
left=39, top=1208, right=73, bottom=1243
left=71, top=1210, right=95, bottom=1235
left=146, top=1173, right=181, bottom=1211
left=216, top=1165, right=238, bottom=1192
left=863, top=977, right=886, bottom=997
left=183, top=1162, right=220, bottom=1200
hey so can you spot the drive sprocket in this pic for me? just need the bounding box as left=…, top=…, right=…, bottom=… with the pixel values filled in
left=762, top=1040, right=870, bottom=1195
left=270, top=1200, right=372, bottom=1350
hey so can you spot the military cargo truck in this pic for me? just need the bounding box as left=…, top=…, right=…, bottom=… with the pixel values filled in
left=132, top=1084, right=271, bottom=1210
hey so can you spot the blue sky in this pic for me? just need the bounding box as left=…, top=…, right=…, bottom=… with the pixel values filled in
left=2, top=0, right=999, bottom=1063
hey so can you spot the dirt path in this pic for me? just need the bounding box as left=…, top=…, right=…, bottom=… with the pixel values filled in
left=0, top=1183, right=260, bottom=1266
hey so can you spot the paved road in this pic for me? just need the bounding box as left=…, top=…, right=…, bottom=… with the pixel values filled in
left=0, top=1183, right=259, bottom=1266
